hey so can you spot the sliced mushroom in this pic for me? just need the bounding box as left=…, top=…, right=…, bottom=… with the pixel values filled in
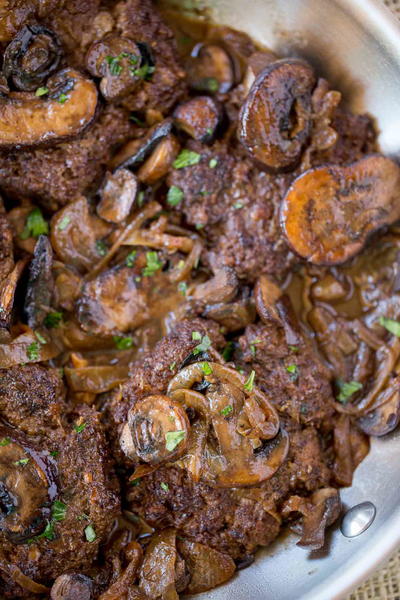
left=191, top=267, right=238, bottom=305
left=357, top=378, right=400, bottom=436
left=97, top=169, right=138, bottom=224
left=0, top=328, right=60, bottom=367
left=121, top=395, right=190, bottom=464
left=202, top=295, right=256, bottom=332
left=24, top=235, right=54, bottom=329
left=3, top=24, right=61, bottom=91
left=0, top=425, right=57, bottom=543
left=76, top=266, right=150, bottom=336
left=282, top=488, right=341, bottom=550
left=173, top=96, right=222, bottom=143
left=137, top=134, right=180, bottom=185
left=281, top=155, right=400, bottom=265
left=139, top=528, right=179, bottom=600
left=242, top=50, right=278, bottom=96
left=254, top=275, right=300, bottom=346
left=50, top=574, right=93, bottom=600
left=65, top=366, right=129, bottom=394
left=177, top=538, right=235, bottom=594
left=111, top=119, right=173, bottom=171
left=186, top=43, right=236, bottom=94
left=86, top=34, right=142, bottom=102
left=0, top=68, right=98, bottom=147
left=238, top=59, right=316, bottom=171
left=0, top=260, right=26, bottom=338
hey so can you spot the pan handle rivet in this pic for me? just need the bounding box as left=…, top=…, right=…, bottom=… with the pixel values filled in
left=340, top=501, right=376, bottom=538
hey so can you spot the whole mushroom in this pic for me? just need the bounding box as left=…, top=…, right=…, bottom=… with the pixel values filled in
left=50, top=573, right=93, bottom=600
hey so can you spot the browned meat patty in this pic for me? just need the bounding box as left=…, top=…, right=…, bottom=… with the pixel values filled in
left=0, top=365, right=119, bottom=597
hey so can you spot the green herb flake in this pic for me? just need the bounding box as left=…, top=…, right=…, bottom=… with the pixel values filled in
left=220, top=405, right=233, bottom=417
left=125, top=250, right=137, bottom=267
left=96, top=240, right=107, bottom=256
left=201, top=361, right=212, bottom=375
left=35, top=521, right=55, bottom=541
left=27, top=342, right=40, bottom=362
left=192, top=331, right=202, bottom=341
left=204, top=77, right=219, bottom=92
left=74, top=422, right=87, bottom=434
left=160, top=482, right=169, bottom=492
left=193, top=334, right=211, bottom=355
left=178, top=281, right=187, bottom=296
left=209, top=158, right=218, bottom=169
left=300, top=404, right=308, bottom=415
left=379, top=316, right=400, bottom=337
left=336, top=380, right=363, bottom=404
left=57, top=93, right=68, bottom=104
left=131, top=63, right=155, bottom=80
left=130, top=114, right=146, bottom=126
left=113, top=335, right=134, bottom=350
left=35, top=331, right=47, bottom=345
left=44, top=312, right=63, bottom=329
left=165, top=430, right=186, bottom=452
left=130, top=478, right=141, bottom=487
left=244, top=370, right=256, bottom=392
left=35, top=87, right=49, bottom=97
left=195, top=223, right=204, bottom=230
left=289, top=345, right=299, bottom=353
left=142, top=251, right=162, bottom=277
left=57, top=215, right=71, bottom=231
left=222, top=341, right=234, bottom=361
left=14, top=458, right=29, bottom=466
left=286, top=364, right=299, bottom=381
left=167, top=185, right=184, bottom=207
left=52, top=500, right=67, bottom=522
left=50, top=450, right=59, bottom=458
left=106, top=55, right=123, bottom=76
left=250, top=339, right=261, bottom=356
left=0, top=437, right=11, bottom=446
left=77, top=513, right=90, bottom=521
left=84, top=524, right=97, bottom=543
left=169, top=361, right=176, bottom=372
left=137, top=191, right=145, bottom=207
left=173, top=149, right=201, bottom=169
left=233, top=201, right=244, bottom=209
left=20, top=207, right=49, bottom=239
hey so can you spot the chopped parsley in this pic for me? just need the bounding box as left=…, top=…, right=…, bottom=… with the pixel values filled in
left=137, top=191, right=145, bottom=207
left=244, top=370, right=256, bottom=392
left=222, top=341, right=234, bottom=361
left=27, top=342, right=40, bottom=362
left=195, top=223, right=204, bottom=230
left=35, top=87, right=49, bottom=97
left=200, top=361, right=212, bottom=375
left=14, top=458, right=29, bottom=467
left=379, top=316, right=400, bottom=337
left=167, top=185, right=184, bottom=207
left=77, top=513, right=90, bottom=521
left=84, top=524, right=97, bottom=543
left=165, top=430, right=186, bottom=452
left=250, top=339, right=261, bottom=356
left=57, top=93, right=68, bottom=104
left=220, top=404, right=233, bottom=417
left=50, top=450, right=59, bottom=458
left=113, top=335, right=134, bottom=350
left=169, top=361, right=176, bottom=371
left=192, top=331, right=202, bottom=341
left=178, top=281, right=187, bottom=296
left=173, top=149, right=201, bottom=169
left=289, top=345, right=299, bottom=353
left=44, top=312, right=63, bottom=329
left=336, top=380, right=363, bottom=404
left=20, top=207, right=49, bottom=239
left=57, top=215, right=71, bottom=231
left=0, top=437, right=11, bottom=446
left=130, top=478, right=141, bottom=487
left=142, top=251, right=162, bottom=277
left=105, top=52, right=138, bottom=76
left=130, top=114, right=146, bottom=126
left=96, top=240, right=108, bottom=256
left=131, top=63, right=155, bottom=80
left=193, top=334, right=211, bottom=355
left=125, top=250, right=137, bottom=267
left=233, top=201, right=243, bottom=209
left=209, top=158, right=218, bottom=169
left=52, top=500, right=67, bottom=522
left=74, top=422, right=87, bottom=434
left=160, top=482, right=169, bottom=491
left=286, top=364, right=299, bottom=381
left=35, top=331, right=47, bottom=345
left=201, top=77, right=219, bottom=92
left=33, top=521, right=55, bottom=542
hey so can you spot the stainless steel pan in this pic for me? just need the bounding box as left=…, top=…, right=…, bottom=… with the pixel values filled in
left=161, top=1, right=400, bottom=598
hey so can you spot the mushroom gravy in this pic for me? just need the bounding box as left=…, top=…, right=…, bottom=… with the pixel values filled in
left=0, top=1, right=399, bottom=598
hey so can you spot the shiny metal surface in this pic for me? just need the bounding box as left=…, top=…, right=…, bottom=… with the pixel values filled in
left=341, top=502, right=377, bottom=538
left=162, top=1, right=400, bottom=598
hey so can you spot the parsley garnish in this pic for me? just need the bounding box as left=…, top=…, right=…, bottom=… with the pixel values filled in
left=209, top=158, right=218, bottom=169
left=105, top=53, right=135, bottom=76
left=142, top=251, right=162, bottom=277
left=44, top=312, right=63, bottom=329
left=195, top=223, right=204, bottom=230
left=34, top=521, right=55, bottom=541
left=336, top=380, right=363, bottom=403
left=178, top=281, right=187, bottom=296
left=14, top=458, right=29, bottom=466
left=130, top=478, right=141, bottom=487
left=250, top=339, right=261, bottom=356
left=289, top=345, right=299, bottom=353
left=0, top=437, right=11, bottom=446
left=222, top=341, right=234, bottom=361
left=165, top=430, right=186, bottom=452
left=286, top=364, right=299, bottom=381
left=126, top=250, right=137, bottom=267
left=380, top=316, right=400, bottom=337
left=57, top=215, right=71, bottom=231
left=193, top=335, right=211, bottom=355
left=113, top=336, right=134, bottom=350
left=192, top=331, right=202, bottom=341
left=27, top=342, right=40, bottom=361
left=84, top=524, right=97, bottom=543
left=35, top=331, right=47, bottom=345
left=35, top=87, right=49, bottom=97
left=173, top=149, right=201, bottom=169
left=130, top=114, right=146, bottom=126
left=220, top=405, right=233, bottom=417
left=201, top=361, right=212, bottom=375
left=52, top=500, right=67, bottom=522
left=244, top=370, right=256, bottom=392
left=131, top=63, right=155, bottom=80
left=57, top=93, right=68, bottom=104
left=74, top=422, right=87, bottom=434
left=167, top=185, right=184, bottom=207
left=160, top=482, right=169, bottom=491
left=20, top=208, right=48, bottom=239
left=169, top=362, right=176, bottom=371
left=233, top=201, right=243, bottom=209
left=50, top=450, right=59, bottom=458
left=96, top=240, right=107, bottom=256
